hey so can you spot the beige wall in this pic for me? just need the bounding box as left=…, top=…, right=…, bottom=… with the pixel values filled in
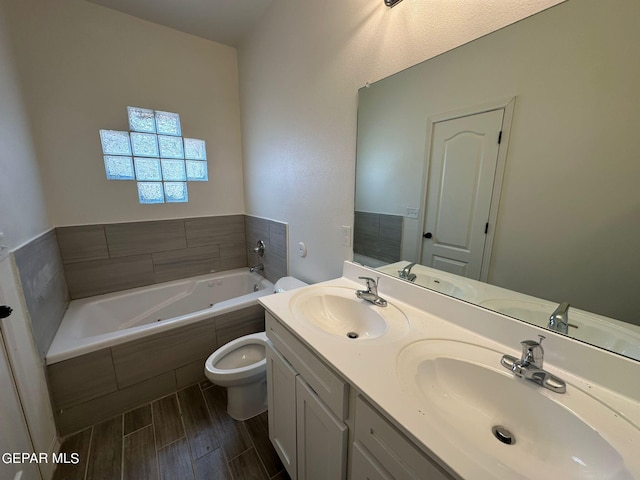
left=238, top=0, right=564, bottom=284
left=356, top=0, right=640, bottom=323
left=0, top=1, right=49, bottom=249
left=3, top=0, right=245, bottom=227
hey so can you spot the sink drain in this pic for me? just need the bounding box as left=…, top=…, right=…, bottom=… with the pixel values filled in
left=492, top=425, right=515, bottom=445
left=346, top=331, right=359, bottom=339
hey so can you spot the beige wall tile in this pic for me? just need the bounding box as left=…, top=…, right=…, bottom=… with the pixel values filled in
left=48, top=348, right=118, bottom=411
left=152, top=245, right=221, bottom=283
left=185, top=215, right=245, bottom=248
left=215, top=305, right=265, bottom=346
left=56, top=372, right=177, bottom=436
left=111, top=318, right=218, bottom=389
left=105, top=220, right=186, bottom=258
left=64, top=254, right=154, bottom=299
left=57, top=225, right=109, bottom=264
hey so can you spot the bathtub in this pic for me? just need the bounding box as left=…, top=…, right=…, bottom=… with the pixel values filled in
left=47, top=268, right=274, bottom=365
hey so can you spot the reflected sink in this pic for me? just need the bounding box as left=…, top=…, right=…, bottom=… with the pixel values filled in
left=289, top=286, right=409, bottom=341
left=397, top=340, right=638, bottom=479
left=480, top=299, right=640, bottom=361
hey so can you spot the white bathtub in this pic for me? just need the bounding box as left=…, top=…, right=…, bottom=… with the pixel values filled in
left=47, top=269, right=274, bottom=365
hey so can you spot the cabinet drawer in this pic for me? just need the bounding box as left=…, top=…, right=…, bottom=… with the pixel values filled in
left=266, top=312, right=349, bottom=420
left=355, top=395, right=455, bottom=480
left=351, top=442, right=392, bottom=480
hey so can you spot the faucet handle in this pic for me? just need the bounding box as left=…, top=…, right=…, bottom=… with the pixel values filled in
left=520, top=335, right=545, bottom=367
left=358, top=276, right=379, bottom=292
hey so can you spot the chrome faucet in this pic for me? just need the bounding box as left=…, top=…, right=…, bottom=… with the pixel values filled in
left=500, top=336, right=566, bottom=393
left=398, top=262, right=417, bottom=282
left=249, top=263, right=264, bottom=273
left=548, top=302, right=570, bottom=334
left=355, top=276, right=388, bottom=307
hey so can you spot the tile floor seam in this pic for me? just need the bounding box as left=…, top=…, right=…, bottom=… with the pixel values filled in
left=83, top=426, right=94, bottom=480
left=120, top=414, right=125, bottom=480
left=175, top=389, right=199, bottom=480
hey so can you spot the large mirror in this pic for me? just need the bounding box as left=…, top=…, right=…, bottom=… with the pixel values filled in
left=354, top=0, right=640, bottom=361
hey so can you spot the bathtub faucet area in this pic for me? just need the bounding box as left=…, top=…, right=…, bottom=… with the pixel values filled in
left=250, top=263, right=264, bottom=273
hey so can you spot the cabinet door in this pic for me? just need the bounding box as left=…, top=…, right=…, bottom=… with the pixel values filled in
left=266, top=345, right=298, bottom=478
left=296, top=376, right=348, bottom=480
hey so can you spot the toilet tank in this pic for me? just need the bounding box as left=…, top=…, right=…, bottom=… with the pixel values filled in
left=273, top=276, right=309, bottom=293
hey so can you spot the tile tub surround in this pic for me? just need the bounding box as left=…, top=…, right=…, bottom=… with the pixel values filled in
left=245, top=216, right=288, bottom=284
left=57, top=214, right=289, bottom=299
left=57, top=215, right=249, bottom=299
left=14, top=229, right=70, bottom=359
left=354, top=211, right=402, bottom=264
left=48, top=304, right=265, bottom=436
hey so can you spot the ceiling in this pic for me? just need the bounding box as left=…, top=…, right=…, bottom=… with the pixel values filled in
left=85, top=0, right=274, bottom=47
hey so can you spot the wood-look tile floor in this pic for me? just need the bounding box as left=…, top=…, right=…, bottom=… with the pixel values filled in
left=52, top=382, right=290, bottom=480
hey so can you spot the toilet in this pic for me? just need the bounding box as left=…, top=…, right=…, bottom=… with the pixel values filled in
left=204, top=276, right=308, bottom=420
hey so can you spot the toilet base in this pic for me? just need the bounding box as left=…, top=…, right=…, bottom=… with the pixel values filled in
left=226, top=378, right=268, bottom=421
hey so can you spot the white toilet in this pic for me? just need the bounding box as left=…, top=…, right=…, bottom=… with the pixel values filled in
left=204, top=276, right=308, bottom=420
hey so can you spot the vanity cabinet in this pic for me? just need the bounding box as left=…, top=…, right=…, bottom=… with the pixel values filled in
left=352, top=395, right=455, bottom=480
left=266, top=312, right=456, bottom=480
left=266, top=312, right=349, bottom=479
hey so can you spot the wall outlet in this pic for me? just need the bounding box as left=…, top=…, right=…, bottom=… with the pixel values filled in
left=405, top=207, right=419, bottom=219
left=341, top=225, right=352, bottom=247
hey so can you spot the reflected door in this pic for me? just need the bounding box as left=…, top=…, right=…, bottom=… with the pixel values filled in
left=421, top=109, right=503, bottom=279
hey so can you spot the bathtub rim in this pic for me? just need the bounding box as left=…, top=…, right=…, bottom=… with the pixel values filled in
left=46, top=269, right=273, bottom=365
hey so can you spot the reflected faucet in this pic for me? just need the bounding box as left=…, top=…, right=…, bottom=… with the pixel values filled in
left=548, top=302, right=570, bottom=334
left=501, top=336, right=566, bottom=394
left=398, top=262, right=417, bottom=282
left=355, top=276, right=388, bottom=307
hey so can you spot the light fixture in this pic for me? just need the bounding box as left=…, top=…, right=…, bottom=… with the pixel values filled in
left=384, top=0, right=404, bottom=7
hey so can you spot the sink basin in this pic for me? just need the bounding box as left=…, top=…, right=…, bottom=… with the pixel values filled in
left=397, top=340, right=638, bottom=479
left=376, top=263, right=476, bottom=301
left=289, top=285, right=409, bottom=341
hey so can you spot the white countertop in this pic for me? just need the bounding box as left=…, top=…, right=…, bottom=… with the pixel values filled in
left=259, top=262, right=640, bottom=480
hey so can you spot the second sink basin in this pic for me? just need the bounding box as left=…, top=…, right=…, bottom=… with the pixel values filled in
left=289, top=285, right=409, bottom=342
left=396, top=340, right=638, bottom=479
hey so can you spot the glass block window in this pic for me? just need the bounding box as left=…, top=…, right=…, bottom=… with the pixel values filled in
left=161, top=159, right=186, bottom=181
left=184, top=138, right=207, bottom=160
left=164, top=182, right=188, bottom=203
left=137, top=182, right=165, bottom=204
left=158, top=135, right=184, bottom=159
left=104, top=156, right=135, bottom=180
left=100, top=107, right=208, bottom=204
left=130, top=132, right=159, bottom=157
left=134, top=158, right=162, bottom=181
left=186, top=160, right=208, bottom=181
left=155, top=111, right=181, bottom=136
left=128, top=107, right=156, bottom=133
left=100, top=130, right=132, bottom=156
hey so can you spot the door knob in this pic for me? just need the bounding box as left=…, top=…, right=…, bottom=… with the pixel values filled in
left=423, top=232, right=433, bottom=239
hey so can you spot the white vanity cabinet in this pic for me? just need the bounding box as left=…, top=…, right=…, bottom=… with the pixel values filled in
left=266, top=312, right=349, bottom=479
left=352, top=395, right=456, bottom=480
left=265, top=311, right=457, bottom=480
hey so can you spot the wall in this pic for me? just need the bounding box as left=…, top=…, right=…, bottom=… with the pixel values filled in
left=355, top=0, right=640, bottom=323
left=2, top=0, right=245, bottom=226
left=0, top=2, right=58, bottom=475
left=238, top=0, right=564, bottom=284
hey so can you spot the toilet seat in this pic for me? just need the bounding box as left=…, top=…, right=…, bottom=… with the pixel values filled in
left=205, top=332, right=269, bottom=386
